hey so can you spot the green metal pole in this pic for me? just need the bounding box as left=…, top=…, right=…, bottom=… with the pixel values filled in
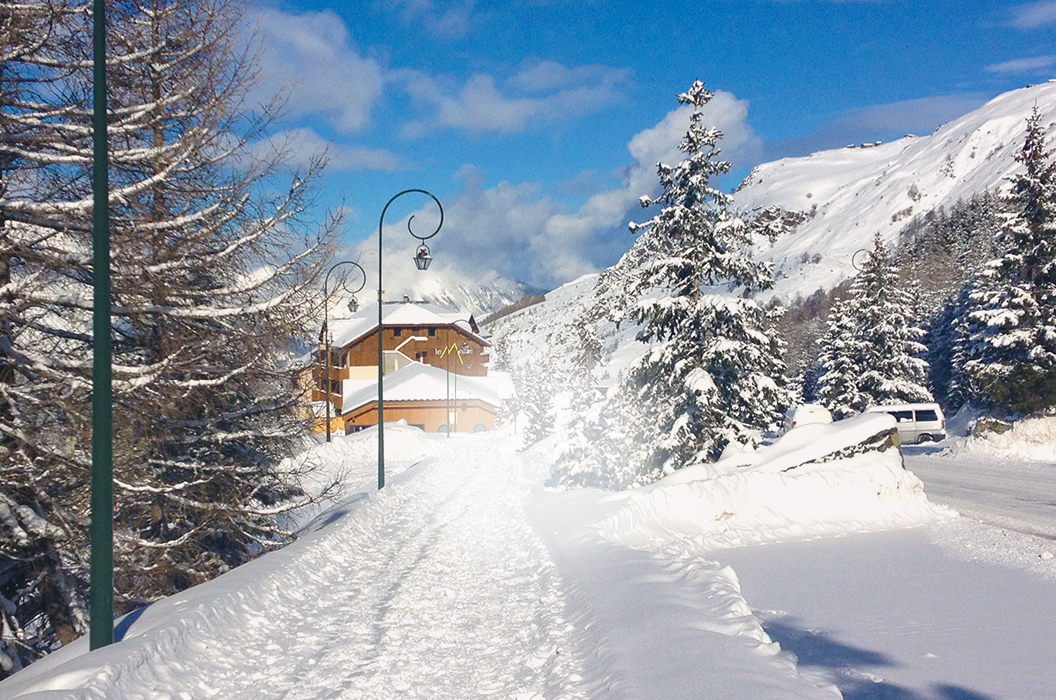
left=90, top=0, right=114, bottom=650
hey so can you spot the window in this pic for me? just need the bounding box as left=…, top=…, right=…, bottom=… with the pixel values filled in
left=415, top=351, right=428, bottom=362
left=888, top=410, right=913, bottom=423
left=393, top=327, right=402, bottom=337
left=428, top=327, right=436, bottom=337
left=915, top=410, right=939, bottom=422
left=354, top=343, right=361, bottom=351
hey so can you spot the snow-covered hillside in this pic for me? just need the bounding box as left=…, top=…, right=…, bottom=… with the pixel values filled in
left=734, top=81, right=1056, bottom=301
left=492, top=82, right=1056, bottom=394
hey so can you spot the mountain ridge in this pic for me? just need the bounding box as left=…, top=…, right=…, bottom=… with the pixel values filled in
left=734, top=80, right=1056, bottom=301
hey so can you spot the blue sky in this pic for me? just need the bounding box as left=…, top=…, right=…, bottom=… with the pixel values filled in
left=248, top=0, right=1054, bottom=292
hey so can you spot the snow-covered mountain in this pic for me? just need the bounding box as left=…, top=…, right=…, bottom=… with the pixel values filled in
left=405, top=269, right=545, bottom=314
left=327, top=264, right=544, bottom=319
left=735, top=80, right=1056, bottom=301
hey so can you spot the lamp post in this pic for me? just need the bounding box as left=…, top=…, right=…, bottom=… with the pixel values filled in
left=377, top=190, right=443, bottom=490
left=322, top=261, right=366, bottom=443
left=90, top=0, right=114, bottom=651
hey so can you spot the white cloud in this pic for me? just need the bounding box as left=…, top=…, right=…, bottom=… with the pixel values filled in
left=985, top=55, right=1056, bottom=74
left=507, top=60, right=632, bottom=93
left=250, top=9, right=385, bottom=134
left=1008, top=1, right=1056, bottom=29
left=383, top=0, right=479, bottom=40
left=396, top=61, right=632, bottom=136
left=766, top=93, right=990, bottom=159
left=355, top=90, right=759, bottom=290
left=253, top=129, right=406, bottom=172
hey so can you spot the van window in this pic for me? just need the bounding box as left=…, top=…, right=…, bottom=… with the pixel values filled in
left=888, top=410, right=914, bottom=423
left=915, top=410, right=939, bottom=422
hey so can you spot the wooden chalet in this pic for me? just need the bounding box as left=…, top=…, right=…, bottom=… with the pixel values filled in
left=312, top=300, right=512, bottom=435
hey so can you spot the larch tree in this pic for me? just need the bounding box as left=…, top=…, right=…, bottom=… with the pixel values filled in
left=0, top=0, right=336, bottom=673
left=0, top=0, right=97, bottom=673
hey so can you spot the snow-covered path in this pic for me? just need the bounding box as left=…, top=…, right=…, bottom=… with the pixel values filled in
left=7, top=432, right=585, bottom=700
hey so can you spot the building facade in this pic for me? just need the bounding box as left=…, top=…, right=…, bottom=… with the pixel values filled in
left=312, top=301, right=511, bottom=435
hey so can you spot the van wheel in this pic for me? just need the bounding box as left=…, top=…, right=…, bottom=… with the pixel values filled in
left=917, top=434, right=932, bottom=444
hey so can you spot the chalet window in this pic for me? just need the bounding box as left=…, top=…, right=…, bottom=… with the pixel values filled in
left=354, top=344, right=361, bottom=351
left=428, top=327, right=436, bottom=336
left=393, top=328, right=402, bottom=337
left=415, top=351, right=428, bottom=362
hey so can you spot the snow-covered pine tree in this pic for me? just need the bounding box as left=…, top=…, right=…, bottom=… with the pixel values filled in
left=852, top=234, right=932, bottom=406
left=619, top=81, right=790, bottom=478
left=815, top=297, right=868, bottom=419
left=549, top=317, right=615, bottom=486
left=816, top=234, right=931, bottom=418
left=964, top=106, right=1056, bottom=414
left=945, top=283, right=981, bottom=412
left=0, top=0, right=336, bottom=670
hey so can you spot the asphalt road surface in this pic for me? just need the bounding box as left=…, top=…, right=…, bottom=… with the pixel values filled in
left=904, top=444, right=1056, bottom=540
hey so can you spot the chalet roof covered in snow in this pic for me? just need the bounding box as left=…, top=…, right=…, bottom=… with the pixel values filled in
left=340, top=362, right=510, bottom=412
left=328, top=302, right=486, bottom=349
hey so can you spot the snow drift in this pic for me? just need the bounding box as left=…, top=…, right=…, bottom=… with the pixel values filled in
left=597, top=414, right=953, bottom=553
left=950, top=414, right=1056, bottom=463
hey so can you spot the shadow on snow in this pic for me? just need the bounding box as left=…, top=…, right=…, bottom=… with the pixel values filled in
left=761, top=620, right=995, bottom=700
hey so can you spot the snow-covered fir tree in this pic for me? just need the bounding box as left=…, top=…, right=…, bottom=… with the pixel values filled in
left=815, top=298, right=868, bottom=419
left=963, top=106, right=1056, bottom=414
left=615, top=81, right=791, bottom=478
left=853, top=235, right=932, bottom=405
left=816, top=234, right=932, bottom=417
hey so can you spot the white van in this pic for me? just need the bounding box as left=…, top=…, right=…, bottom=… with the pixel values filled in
left=865, top=403, right=946, bottom=444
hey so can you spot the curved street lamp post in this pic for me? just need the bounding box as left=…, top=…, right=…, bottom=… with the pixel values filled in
left=322, top=261, right=366, bottom=443
left=377, top=190, right=443, bottom=490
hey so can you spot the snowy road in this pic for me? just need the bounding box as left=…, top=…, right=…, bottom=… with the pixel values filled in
left=904, top=445, right=1056, bottom=540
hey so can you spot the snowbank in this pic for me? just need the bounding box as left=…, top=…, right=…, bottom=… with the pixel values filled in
left=597, top=414, right=952, bottom=553
left=948, top=415, right=1056, bottom=463
left=279, top=422, right=444, bottom=531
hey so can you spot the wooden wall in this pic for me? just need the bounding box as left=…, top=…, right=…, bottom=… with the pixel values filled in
left=339, top=325, right=490, bottom=377
left=342, top=400, right=496, bottom=434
